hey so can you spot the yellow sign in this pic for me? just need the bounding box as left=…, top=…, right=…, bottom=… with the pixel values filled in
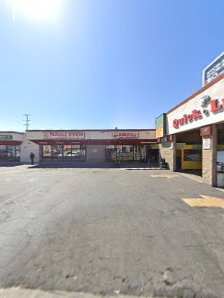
left=156, top=127, right=164, bottom=139
left=182, top=195, right=224, bottom=209
left=155, top=113, right=166, bottom=138
left=44, top=132, right=50, bottom=138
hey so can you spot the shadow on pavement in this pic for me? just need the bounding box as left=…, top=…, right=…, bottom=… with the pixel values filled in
left=0, top=162, right=23, bottom=167
left=27, top=162, right=161, bottom=170
left=178, top=169, right=202, bottom=177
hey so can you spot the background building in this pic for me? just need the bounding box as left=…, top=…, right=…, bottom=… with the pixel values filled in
left=0, top=129, right=158, bottom=166
left=0, top=132, right=24, bottom=162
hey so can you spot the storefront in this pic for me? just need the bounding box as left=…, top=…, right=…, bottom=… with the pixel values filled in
left=25, top=129, right=157, bottom=164
left=175, top=130, right=202, bottom=173
left=156, top=73, right=224, bottom=187
left=105, top=143, right=159, bottom=164
left=0, top=132, right=24, bottom=162
left=41, top=144, right=86, bottom=161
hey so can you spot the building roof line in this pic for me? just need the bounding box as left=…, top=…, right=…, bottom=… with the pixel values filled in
left=0, top=131, right=25, bottom=134
left=167, top=72, right=224, bottom=115
left=27, top=129, right=155, bottom=132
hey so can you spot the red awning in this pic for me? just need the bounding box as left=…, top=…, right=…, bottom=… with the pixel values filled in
left=30, top=139, right=157, bottom=145
left=0, top=141, right=22, bottom=145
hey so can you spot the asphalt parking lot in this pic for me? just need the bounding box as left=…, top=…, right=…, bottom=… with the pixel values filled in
left=0, top=166, right=224, bottom=297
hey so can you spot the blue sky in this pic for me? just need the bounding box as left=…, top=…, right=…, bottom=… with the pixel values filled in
left=0, top=0, right=224, bottom=131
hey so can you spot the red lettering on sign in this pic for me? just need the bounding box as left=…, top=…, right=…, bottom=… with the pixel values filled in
left=173, top=110, right=202, bottom=129
left=192, top=110, right=202, bottom=119
left=172, top=97, right=224, bottom=129
left=183, top=115, right=188, bottom=123
left=210, top=99, right=223, bottom=112
left=49, top=131, right=84, bottom=137
left=173, top=119, right=179, bottom=128
left=187, top=114, right=193, bottom=121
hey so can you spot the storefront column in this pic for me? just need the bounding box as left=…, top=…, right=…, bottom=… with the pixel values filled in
left=159, top=135, right=176, bottom=171
left=202, top=124, right=217, bottom=186
left=173, top=135, right=177, bottom=171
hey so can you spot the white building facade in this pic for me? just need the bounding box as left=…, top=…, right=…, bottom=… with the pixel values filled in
left=158, top=73, right=224, bottom=187
left=0, top=129, right=158, bottom=165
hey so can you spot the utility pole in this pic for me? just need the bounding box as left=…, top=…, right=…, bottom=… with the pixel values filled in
left=23, top=114, right=31, bottom=130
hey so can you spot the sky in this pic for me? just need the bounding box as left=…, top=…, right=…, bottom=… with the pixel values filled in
left=0, top=0, right=224, bottom=131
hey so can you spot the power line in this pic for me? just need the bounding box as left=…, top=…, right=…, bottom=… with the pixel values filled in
left=23, top=114, right=31, bottom=130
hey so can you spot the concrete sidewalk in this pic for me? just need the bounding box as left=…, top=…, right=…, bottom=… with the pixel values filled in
left=27, top=161, right=160, bottom=169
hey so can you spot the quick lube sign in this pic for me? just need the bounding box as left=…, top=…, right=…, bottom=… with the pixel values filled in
left=167, top=77, right=224, bottom=134
left=172, top=96, right=224, bottom=129
left=203, top=52, right=224, bottom=86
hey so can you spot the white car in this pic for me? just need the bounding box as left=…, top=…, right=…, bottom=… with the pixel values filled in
left=65, top=151, right=80, bottom=157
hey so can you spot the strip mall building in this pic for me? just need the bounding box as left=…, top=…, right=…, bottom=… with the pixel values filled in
left=0, top=129, right=158, bottom=165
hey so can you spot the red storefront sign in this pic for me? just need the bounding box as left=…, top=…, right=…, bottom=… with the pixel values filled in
left=200, top=125, right=212, bottom=137
left=173, top=97, right=224, bottom=129
left=43, top=131, right=85, bottom=139
left=112, top=132, right=139, bottom=139
left=210, top=98, right=224, bottom=112
left=173, top=110, right=202, bottom=128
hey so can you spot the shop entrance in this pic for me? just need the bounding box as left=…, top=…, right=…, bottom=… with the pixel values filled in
left=40, top=144, right=86, bottom=161
left=105, top=144, right=159, bottom=165
left=175, top=129, right=202, bottom=176
left=105, top=145, right=141, bottom=162
left=146, top=148, right=159, bottom=166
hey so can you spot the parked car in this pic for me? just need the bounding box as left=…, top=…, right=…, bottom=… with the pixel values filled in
left=64, top=151, right=80, bottom=157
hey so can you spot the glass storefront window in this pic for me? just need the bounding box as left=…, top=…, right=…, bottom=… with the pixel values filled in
left=0, top=145, right=20, bottom=161
left=15, top=146, right=20, bottom=157
left=105, top=145, right=152, bottom=162
left=0, top=145, right=7, bottom=160
left=41, top=144, right=86, bottom=161
left=43, top=145, right=51, bottom=157
left=122, top=146, right=127, bottom=153
left=71, top=145, right=81, bottom=158
left=183, top=149, right=202, bottom=161
left=51, top=145, right=63, bottom=159
left=63, top=145, right=72, bottom=159
left=109, top=145, right=141, bottom=161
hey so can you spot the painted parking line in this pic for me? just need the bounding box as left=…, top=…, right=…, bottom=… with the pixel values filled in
left=150, top=174, right=177, bottom=179
left=120, top=168, right=160, bottom=170
left=182, top=195, right=224, bottom=209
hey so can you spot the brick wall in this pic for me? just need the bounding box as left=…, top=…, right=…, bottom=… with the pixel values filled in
left=158, top=141, right=175, bottom=171
left=202, top=125, right=217, bottom=186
